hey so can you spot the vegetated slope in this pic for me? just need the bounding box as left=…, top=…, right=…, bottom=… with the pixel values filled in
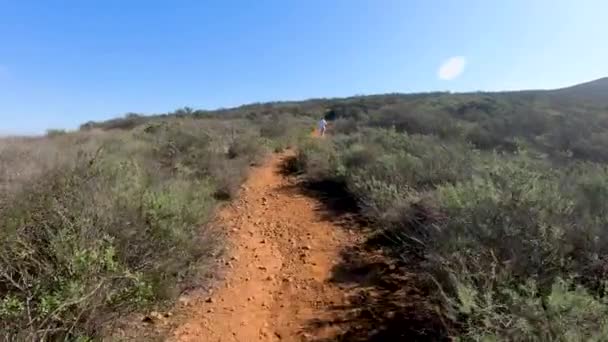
left=0, top=118, right=310, bottom=340
left=126, top=150, right=445, bottom=342
left=291, top=77, right=608, bottom=340
left=164, top=151, right=359, bottom=341
left=82, top=77, right=608, bottom=162
left=547, top=77, right=608, bottom=107
left=3, top=76, right=607, bottom=340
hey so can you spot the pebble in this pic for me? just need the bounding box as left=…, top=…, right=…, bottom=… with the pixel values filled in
left=142, top=311, right=163, bottom=324
left=178, top=296, right=191, bottom=306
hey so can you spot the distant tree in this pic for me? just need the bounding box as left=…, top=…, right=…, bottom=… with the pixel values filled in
left=80, top=121, right=96, bottom=130
left=173, top=106, right=195, bottom=117
left=46, top=129, right=67, bottom=137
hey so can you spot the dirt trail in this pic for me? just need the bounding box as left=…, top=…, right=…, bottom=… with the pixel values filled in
left=169, top=151, right=356, bottom=341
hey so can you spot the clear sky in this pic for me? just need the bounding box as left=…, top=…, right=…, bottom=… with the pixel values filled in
left=1, top=0, right=607, bottom=134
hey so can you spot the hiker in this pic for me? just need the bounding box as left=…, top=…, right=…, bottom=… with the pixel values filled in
left=318, top=118, right=328, bottom=136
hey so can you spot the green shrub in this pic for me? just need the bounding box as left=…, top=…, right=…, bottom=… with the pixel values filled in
left=331, top=117, right=360, bottom=135
left=294, top=125, right=608, bottom=340
left=258, top=113, right=313, bottom=151
left=46, top=129, right=67, bottom=137
left=227, top=134, right=266, bottom=165
left=394, top=154, right=608, bottom=340
left=299, top=129, right=475, bottom=218
left=0, top=118, right=271, bottom=340
left=0, top=146, right=221, bottom=339
left=260, top=114, right=290, bottom=139
left=209, top=157, right=249, bottom=200
left=294, top=138, right=341, bottom=182
left=453, top=277, right=608, bottom=341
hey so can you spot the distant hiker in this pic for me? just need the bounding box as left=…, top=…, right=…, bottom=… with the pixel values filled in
left=318, top=118, right=327, bottom=136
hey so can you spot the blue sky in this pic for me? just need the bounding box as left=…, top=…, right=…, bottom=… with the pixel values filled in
left=1, top=0, right=607, bottom=134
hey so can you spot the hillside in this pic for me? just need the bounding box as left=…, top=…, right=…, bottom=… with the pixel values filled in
left=84, top=77, right=608, bottom=162
left=548, top=77, right=608, bottom=107
left=289, top=77, right=608, bottom=340
left=82, top=77, right=608, bottom=122
left=3, top=77, right=608, bottom=340
left=0, top=117, right=313, bottom=340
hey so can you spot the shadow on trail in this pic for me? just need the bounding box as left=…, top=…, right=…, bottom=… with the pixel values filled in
left=279, top=155, right=452, bottom=341
left=307, top=246, right=452, bottom=342
left=277, top=155, right=365, bottom=230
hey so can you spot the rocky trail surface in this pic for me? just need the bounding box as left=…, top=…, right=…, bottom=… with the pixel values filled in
left=167, top=151, right=360, bottom=341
